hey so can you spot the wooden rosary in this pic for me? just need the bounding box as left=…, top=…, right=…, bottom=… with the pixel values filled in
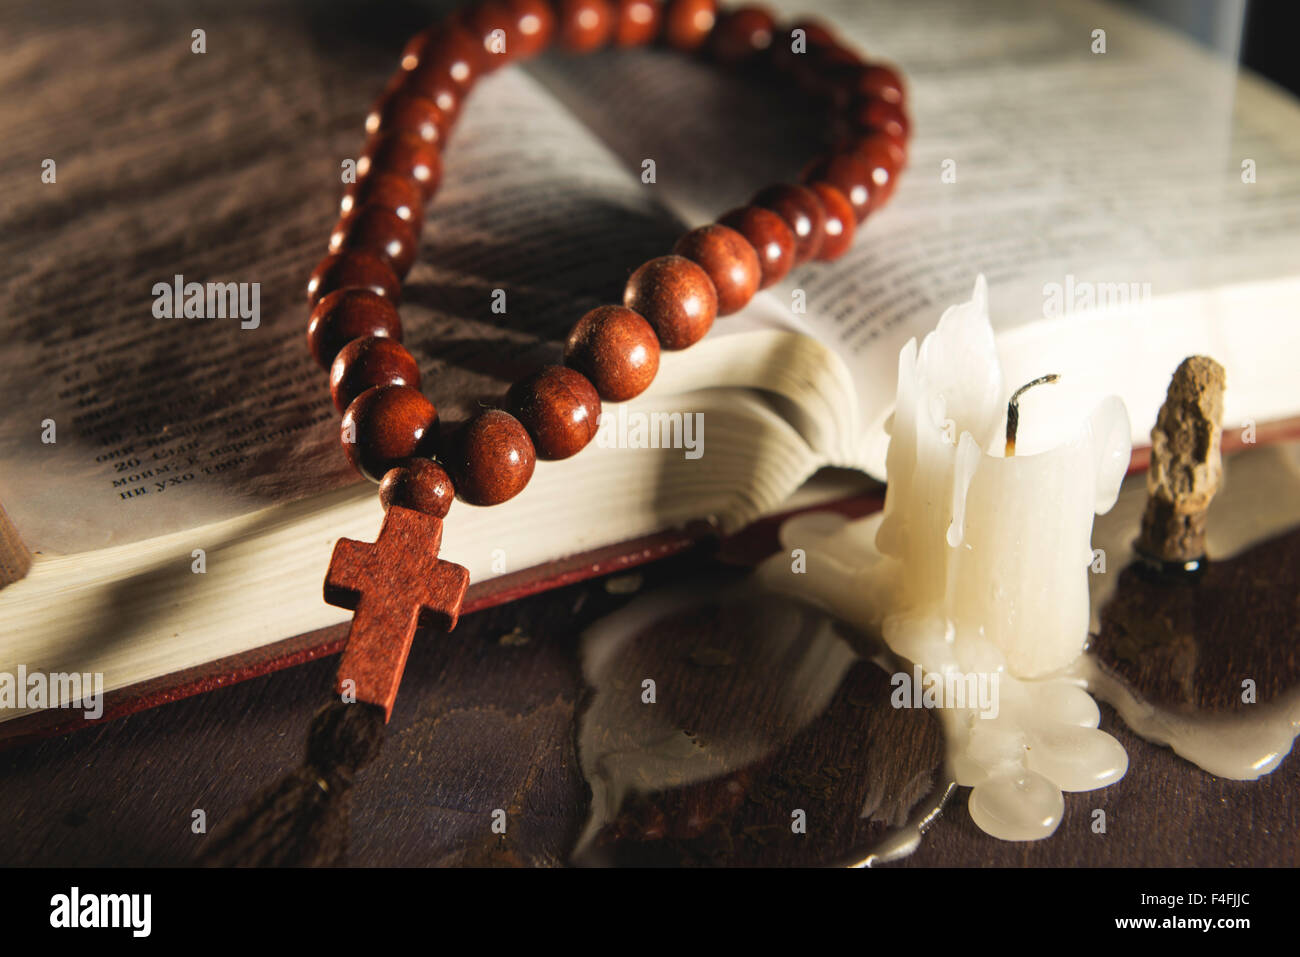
left=205, top=0, right=910, bottom=864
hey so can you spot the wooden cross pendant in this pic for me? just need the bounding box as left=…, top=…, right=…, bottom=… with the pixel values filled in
left=324, top=506, right=470, bottom=721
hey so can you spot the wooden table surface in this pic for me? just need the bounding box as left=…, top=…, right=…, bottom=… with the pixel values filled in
left=2, top=534, right=1297, bottom=868
left=1, top=0, right=1296, bottom=867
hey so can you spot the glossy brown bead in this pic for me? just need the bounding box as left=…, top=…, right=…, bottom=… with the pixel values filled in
left=341, top=385, right=439, bottom=482
left=801, top=152, right=877, bottom=222
left=340, top=172, right=424, bottom=234
left=364, top=90, right=447, bottom=146
left=850, top=63, right=906, bottom=105
left=507, top=364, right=601, bottom=459
left=330, top=336, right=422, bottom=412
left=849, top=96, right=910, bottom=141
left=564, top=305, right=660, bottom=401
left=461, top=1, right=518, bottom=70
left=717, top=206, right=796, bottom=288
left=672, top=224, right=760, bottom=316
left=789, top=17, right=838, bottom=50
left=307, top=252, right=402, bottom=307
left=768, top=17, right=843, bottom=73
left=787, top=40, right=859, bottom=104
left=329, top=206, right=420, bottom=278
left=396, top=52, right=462, bottom=122
left=308, top=288, right=403, bottom=368
left=400, top=29, right=434, bottom=71
left=662, top=0, right=717, bottom=51
left=613, top=0, right=661, bottom=46
left=707, top=5, right=775, bottom=66
left=840, top=129, right=908, bottom=174
left=624, top=255, right=718, bottom=350
left=751, top=184, right=825, bottom=264
left=378, top=459, right=456, bottom=518
left=806, top=182, right=856, bottom=261
left=505, top=0, right=557, bottom=58
left=448, top=409, right=536, bottom=506
left=407, top=26, right=484, bottom=96
left=554, top=0, right=614, bottom=51
left=358, top=132, right=442, bottom=200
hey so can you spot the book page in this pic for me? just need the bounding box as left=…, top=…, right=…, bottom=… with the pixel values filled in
left=0, top=17, right=687, bottom=555
left=529, top=0, right=1300, bottom=471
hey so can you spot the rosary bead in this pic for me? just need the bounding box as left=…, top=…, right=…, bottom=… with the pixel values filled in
left=789, top=17, right=838, bottom=50
left=672, top=224, right=760, bottom=315
left=769, top=18, right=846, bottom=77
left=308, top=288, right=403, bottom=368
left=662, top=0, right=717, bottom=51
left=400, top=29, right=434, bottom=71
left=448, top=409, right=536, bottom=506
left=840, top=129, right=908, bottom=174
left=624, top=254, right=718, bottom=349
left=849, top=63, right=906, bottom=105
left=707, top=5, right=775, bottom=67
left=364, top=90, right=447, bottom=146
left=613, top=0, right=661, bottom=46
left=554, top=0, right=615, bottom=51
left=341, top=385, right=440, bottom=482
left=717, top=205, right=795, bottom=288
left=330, top=335, right=422, bottom=412
left=329, top=206, right=420, bottom=278
left=564, top=304, right=660, bottom=401
left=400, top=62, right=462, bottom=122
left=358, top=131, right=442, bottom=200
left=504, top=0, right=557, bottom=58
left=805, top=182, right=855, bottom=261
left=849, top=96, right=910, bottom=141
left=751, top=184, right=825, bottom=264
left=378, top=459, right=456, bottom=518
left=507, top=364, right=602, bottom=459
left=407, top=26, right=485, bottom=97
left=800, top=152, right=876, bottom=222
left=307, top=251, right=402, bottom=307
left=461, top=1, right=518, bottom=70
left=340, top=172, right=424, bottom=233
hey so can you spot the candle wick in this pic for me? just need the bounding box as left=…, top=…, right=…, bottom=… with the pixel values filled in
left=1005, top=374, right=1061, bottom=456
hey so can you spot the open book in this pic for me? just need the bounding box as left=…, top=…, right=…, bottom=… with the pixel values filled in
left=2, top=0, right=1299, bottom=723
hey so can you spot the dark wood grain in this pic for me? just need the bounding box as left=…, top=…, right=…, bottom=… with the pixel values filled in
left=4, top=538, right=1295, bottom=867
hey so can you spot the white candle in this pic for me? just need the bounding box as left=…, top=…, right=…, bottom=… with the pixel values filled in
left=877, top=276, right=1132, bottom=677
left=760, top=277, right=1133, bottom=841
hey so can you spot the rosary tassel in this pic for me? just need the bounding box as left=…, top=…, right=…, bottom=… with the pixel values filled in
left=199, top=700, right=386, bottom=867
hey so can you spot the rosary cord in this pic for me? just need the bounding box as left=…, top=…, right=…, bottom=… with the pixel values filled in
left=199, top=701, right=386, bottom=867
